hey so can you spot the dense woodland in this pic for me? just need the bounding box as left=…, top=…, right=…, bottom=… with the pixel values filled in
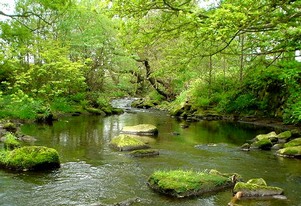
left=0, top=0, right=301, bottom=124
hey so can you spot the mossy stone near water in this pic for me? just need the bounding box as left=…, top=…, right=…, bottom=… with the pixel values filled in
left=277, top=146, right=301, bottom=158
left=129, top=149, right=159, bottom=157
left=233, top=179, right=283, bottom=197
left=147, top=170, right=235, bottom=198
left=277, top=131, right=292, bottom=140
left=255, top=131, right=277, bottom=141
left=3, top=133, right=21, bottom=150
left=251, top=138, right=273, bottom=150
left=110, top=134, right=150, bottom=151
left=121, top=124, right=158, bottom=136
left=0, top=146, right=60, bottom=171
left=284, top=138, right=301, bottom=148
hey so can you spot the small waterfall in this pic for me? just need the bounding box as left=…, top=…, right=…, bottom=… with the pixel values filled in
left=111, top=97, right=139, bottom=109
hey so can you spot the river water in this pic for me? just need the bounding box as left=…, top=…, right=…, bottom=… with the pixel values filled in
left=1, top=99, right=301, bottom=206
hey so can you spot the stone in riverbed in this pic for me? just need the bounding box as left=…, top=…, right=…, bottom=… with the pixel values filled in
left=233, top=178, right=284, bottom=197
left=277, top=131, right=292, bottom=142
left=255, top=131, right=277, bottom=142
left=121, top=124, right=158, bottom=136
left=129, top=149, right=159, bottom=157
left=109, top=134, right=150, bottom=151
left=147, top=169, right=238, bottom=198
left=0, top=146, right=60, bottom=171
left=251, top=138, right=273, bottom=150
left=229, top=178, right=286, bottom=206
left=276, top=146, right=301, bottom=158
left=284, top=138, right=301, bottom=148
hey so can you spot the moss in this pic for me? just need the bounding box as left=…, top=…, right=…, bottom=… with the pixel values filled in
left=277, top=146, right=301, bottom=157
left=246, top=178, right=267, bottom=186
left=2, top=146, right=60, bottom=171
left=251, top=138, right=273, bottom=150
left=3, top=133, right=21, bottom=150
left=284, top=138, right=301, bottom=148
left=255, top=132, right=277, bottom=141
left=110, top=134, right=149, bottom=151
left=85, top=107, right=106, bottom=116
left=233, top=181, right=283, bottom=196
left=277, top=131, right=292, bottom=140
left=148, top=170, right=234, bottom=198
left=129, top=149, right=159, bottom=157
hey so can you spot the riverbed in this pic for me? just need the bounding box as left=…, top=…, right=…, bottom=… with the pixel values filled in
left=0, top=104, right=301, bottom=206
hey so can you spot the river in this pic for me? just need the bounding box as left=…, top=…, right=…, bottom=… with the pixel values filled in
left=0, top=99, right=301, bottom=206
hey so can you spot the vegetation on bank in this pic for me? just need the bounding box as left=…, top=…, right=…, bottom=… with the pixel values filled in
left=1, top=0, right=300, bottom=124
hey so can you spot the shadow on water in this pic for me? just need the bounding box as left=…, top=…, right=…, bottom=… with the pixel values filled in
left=1, top=104, right=301, bottom=206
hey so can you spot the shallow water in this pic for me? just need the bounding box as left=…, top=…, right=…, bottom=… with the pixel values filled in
left=1, top=106, right=301, bottom=206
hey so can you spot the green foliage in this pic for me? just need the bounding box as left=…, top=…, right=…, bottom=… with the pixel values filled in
left=3, top=133, right=21, bottom=150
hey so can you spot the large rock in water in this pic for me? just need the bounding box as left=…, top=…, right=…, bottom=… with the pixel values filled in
left=277, top=146, right=301, bottom=158
left=233, top=178, right=284, bottom=197
left=121, top=124, right=158, bottom=136
left=147, top=169, right=238, bottom=198
left=109, top=134, right=150, bottom=151
left=0, top=146, right=60, bottom=171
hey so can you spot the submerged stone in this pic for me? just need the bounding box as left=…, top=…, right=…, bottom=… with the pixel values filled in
left=110, top=134, right=150, bottom=151
left=129, top=149, right=159, bottom=157
left=147, top=169, right=236, bottom=198
left=0, top=146, right=60, bottom=171
left=277, top=146, right=301, bottom=158
left=121, top=124, right=158, bottom=136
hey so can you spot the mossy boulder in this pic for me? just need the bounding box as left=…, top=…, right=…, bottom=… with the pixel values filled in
left=0, top=146, right=60, bottom=171
left=121, top=124, right=158, bottom=136
left=233, top=178, right=284, bottom=197
left=129, top=149, right=159, bottom=157
left=277, top=146, right=301, bottom=158
left=110, top=134, right=150, bottom=151
left=147, top=169, right=237, bottom=198
left=255, top=132, right=277, bottom=142
left=284, top=138, right=301, bottom=148
left=251, top=138, right=273, bottom=150
left=277, top=131, right=292, bottom=142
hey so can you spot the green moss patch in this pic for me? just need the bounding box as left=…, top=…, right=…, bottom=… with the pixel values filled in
left=284, top=138, right=301, bottom=148
left=110, top=134, right=150, bottom=151
left=251, top=138, right=273, bottom=150
left=122, top=124, right=158, bottom=136
left=129, top=149, right=159, bottom=157
left=147, top=170, right=235, bottom=198
left=277, top=146, right=301, bottom=158
left=3, top=133, right=21, bottom=150
left=277, top=131, right=292, bottom=140
left=255, top=132, right=277, bottom=141
left=0, top=146, right=60, bottom=171
left=233, top=179, right=283, bottom=197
